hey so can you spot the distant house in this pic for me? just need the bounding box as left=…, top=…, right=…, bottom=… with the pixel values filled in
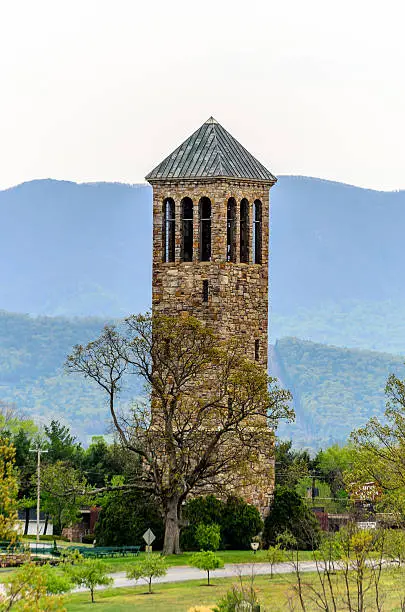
left=16, top=509, right=53, bottom=536
left=62, top=506, right=100, bottom=543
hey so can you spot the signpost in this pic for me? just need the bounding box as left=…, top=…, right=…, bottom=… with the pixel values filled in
left=143, top=528, right=156, bottom=553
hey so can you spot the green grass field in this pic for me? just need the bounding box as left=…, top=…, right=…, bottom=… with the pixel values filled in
left=64, top=569, right=405, bottom=611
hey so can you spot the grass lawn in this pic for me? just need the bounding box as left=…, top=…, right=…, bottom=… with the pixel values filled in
left=64, top=569, right=405, bottom=611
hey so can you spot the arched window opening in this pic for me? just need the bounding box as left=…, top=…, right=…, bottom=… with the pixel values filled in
left=252, top=200, right=262, bottom=264
left=240, top=199, right=249, bottom=263
left=181, top=198, right=193, bottom=262
left=227, top=198, right=236, bottom=262
left=162, top=198, right=175, bottom=262
left=199, top=197, right=211, bottom=262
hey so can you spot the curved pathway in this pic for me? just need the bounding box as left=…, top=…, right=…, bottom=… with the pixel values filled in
left=104, top=560, right=320, bottom=590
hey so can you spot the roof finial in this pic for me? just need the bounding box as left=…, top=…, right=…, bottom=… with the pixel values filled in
left=205, top=116, right=218, bottom=124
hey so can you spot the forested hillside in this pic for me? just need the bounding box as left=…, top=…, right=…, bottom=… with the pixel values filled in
left=1, top=177, right=405, bottom=352
left=1, top=311, right=404, bottom=449
left=271, top=337, right=405, bottom=450
left=0, top=311, right=140, bottom=441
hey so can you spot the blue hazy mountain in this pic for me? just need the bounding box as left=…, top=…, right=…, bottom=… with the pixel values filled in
left=0, top=180, right=152, bottom=317
left=1, top=176, right=405, bottom=352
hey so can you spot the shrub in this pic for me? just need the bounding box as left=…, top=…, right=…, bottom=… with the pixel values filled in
left=64, top=559, right=112, bottom=603
left=95, top=490, right=163, bottom=548
left=195, top=523, right=221, bottom=551
left=266, top=543, right=285, bottom=578
left=221, top=496, right=263, bottom=550
left=181, top=495, right=263, bottom=551
left=81, top=534, right=95, bottom=544
left=214, top=583, right=260, bottom=611
left=126, top=553, right=167, bottom=593
left=181, top=496, right=224, bottom=551
left=2, top=562, right=71, bottom=610
left=263, top=487, right=321, bottom=550
left=190, top=551, right=224, bottom=586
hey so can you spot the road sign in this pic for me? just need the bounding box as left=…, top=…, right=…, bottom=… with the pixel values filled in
left=143, top=528, right=156, bottom=545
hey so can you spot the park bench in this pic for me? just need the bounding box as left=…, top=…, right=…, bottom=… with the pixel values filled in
left=0, top=541, right=27, bottom=554
left=66, top=545, right=141, bottom=558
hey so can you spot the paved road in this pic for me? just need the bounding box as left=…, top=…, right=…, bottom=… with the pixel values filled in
left=0, top=560, right=326, bottom=596
left=101, top=560, right=320, bottom=590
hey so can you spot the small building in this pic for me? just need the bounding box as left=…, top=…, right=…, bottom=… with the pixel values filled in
left=16, top=509, right=53, bottom=536
left=62, top=506, right=100, bottom=543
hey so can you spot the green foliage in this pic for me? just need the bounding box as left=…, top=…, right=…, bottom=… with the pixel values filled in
left=126, top=554, right=167, bottom=593
left=43, top=420, right=82, bottom=465
left=221, top=497, right=263, bottom=551
left=94, top=489, right=163, bottom=548
left=81, top=437, right=128, bottom=488
left=181, top=496, right=262, bottom=551
left=0, top=311, right=119, bottom=441
left=295, top=477, right=332, bottom=501
left=81, top=534, right=95, bottom=544
left=263, top=487, right=321, bottom=550
left=0, top=438, right=19, bottom=541
left=195, top=523, right=221, bottom=551
left=190, top=551, right=224, bottom=585
left=275, top=440, right=312, bottom=488
left=1, top=562, right=71, bottom=610
left=213, top=581, right=260, bottom=611
left=349, top=369, right=405, bottom=513
left=384, top=529, right=405, bottom=566
left=314, top=443, right=355, bottom=497
left=273, top=336, right=405, bottom=451
left=266, top=543, right=285, bottom=578
left=40, top=461, right=86, bottom=535
left=65, top=559, right=112, bottom=603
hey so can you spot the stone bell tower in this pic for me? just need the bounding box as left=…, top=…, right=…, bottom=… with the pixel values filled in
left=146, top=117, right=277, bottom=512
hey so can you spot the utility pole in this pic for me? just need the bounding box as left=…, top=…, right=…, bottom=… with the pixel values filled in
left=29, top=447, right=48, bottom=543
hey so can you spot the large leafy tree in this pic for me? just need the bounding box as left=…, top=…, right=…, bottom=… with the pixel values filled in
left=40, top=461, right=86, bottom=535
left=350, top=370, right=405, bottom=515
left=95, top=486, right=164, bottom=548
left=0, top=437, right=19, bottom=541
left=274, top=440, right=313, bottom=488
left=43, top=420, right=83, bottom=466
left=263, top=487, right=321, bottom=550
left=66, top=312, right=293, bottom=554
left=81, top=437, right=129, bottom=488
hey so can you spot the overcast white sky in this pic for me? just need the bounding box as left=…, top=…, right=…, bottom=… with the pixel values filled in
left=0, top=0, right=404, bottom=191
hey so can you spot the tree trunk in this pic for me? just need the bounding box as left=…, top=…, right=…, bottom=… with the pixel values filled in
left=24, top=507, right=30, bottom=536
left=163, top=498, right=181, bottom=555
left=43, top=514, right=48, bottom=536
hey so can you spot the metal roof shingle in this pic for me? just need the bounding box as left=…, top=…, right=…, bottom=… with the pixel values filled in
left=146, top=117, right=276, bottom=183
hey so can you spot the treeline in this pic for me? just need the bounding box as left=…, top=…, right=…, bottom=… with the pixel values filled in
left=271, top=298, right=405, bottom=355
left=2, top=310, right=405, bottom=448
left=3, top=407, right=353, bottom=550
left=0, top=311, right=140, bottom=439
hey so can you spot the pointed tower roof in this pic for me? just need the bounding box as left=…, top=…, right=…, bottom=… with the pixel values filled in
left=146, top=117, right=276, bottom=183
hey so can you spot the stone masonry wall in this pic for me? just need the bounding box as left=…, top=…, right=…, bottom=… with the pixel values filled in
left=149, top=178, right=275, bottom=514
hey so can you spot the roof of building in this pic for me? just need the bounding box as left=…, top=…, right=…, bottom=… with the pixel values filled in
left=146, top=117, right=276, bottom=183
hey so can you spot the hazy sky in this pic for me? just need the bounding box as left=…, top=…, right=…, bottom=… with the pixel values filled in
left=1, top=0, right=404, bottom=191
